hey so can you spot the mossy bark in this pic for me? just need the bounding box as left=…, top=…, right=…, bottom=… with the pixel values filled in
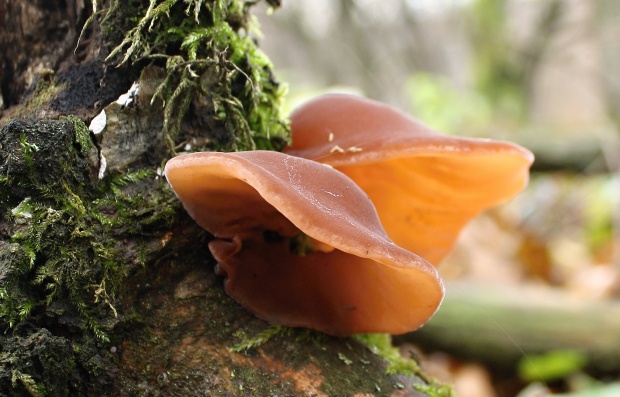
left=0, top=1, right=445, bottom=396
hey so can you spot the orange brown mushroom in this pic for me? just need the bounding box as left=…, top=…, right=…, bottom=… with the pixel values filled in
left=164, top=150, right=444, bottom=336
left=286, top=94, right=534, bottom=265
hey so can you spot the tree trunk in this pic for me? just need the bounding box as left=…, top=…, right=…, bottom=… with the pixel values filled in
left=0, top=1, right=444, bottom=396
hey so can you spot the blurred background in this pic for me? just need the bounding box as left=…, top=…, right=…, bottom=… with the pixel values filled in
left=255, top=1, right=620, bottom=396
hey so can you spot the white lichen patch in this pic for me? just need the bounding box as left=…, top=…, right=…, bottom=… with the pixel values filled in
left=89, top=110, right=107, bottom=134
left=116, top=82, right=140, bottom=107
left=98, top=152, right=107, bottom=180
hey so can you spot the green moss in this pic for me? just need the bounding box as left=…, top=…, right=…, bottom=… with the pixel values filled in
left=231, top=323, right=327, bottom=352
left=11, top=370, right=46, bottom=397
left=413, top=384, right=456, bottom=397
left=0, top=243, right=36, bottom=328
left=18, top=133, right=40, bottom=167
left=9, top=71, right=67, bottom=121
left=103, top=0, right=289, bottom=152
left=356, top=333, right=421, bottom=376
left=0, top=328, right=92, bottom=396
left=356, top=333, right=455, bottom=396
left=0, top=118, right=178, bottom=393
left=2, top=120, right=122, bottom=339
left=232, top=323, right=288, bottom=352
left=64, top=115, right=95, bottom=154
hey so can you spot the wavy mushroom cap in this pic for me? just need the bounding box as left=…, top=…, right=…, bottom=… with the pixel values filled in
left=164, top=150, right=444, bottom=336
left=286, top=94, right=534, bottom=265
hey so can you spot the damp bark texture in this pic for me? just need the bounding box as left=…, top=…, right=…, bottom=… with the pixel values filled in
left=0, top=1, right=445, bottom=396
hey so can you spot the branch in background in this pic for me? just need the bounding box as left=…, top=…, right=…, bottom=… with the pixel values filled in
left=398, top=280, right=620, bottom=373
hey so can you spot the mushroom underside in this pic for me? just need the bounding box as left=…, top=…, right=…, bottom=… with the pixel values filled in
left=164, top=151, right=444, bottom=336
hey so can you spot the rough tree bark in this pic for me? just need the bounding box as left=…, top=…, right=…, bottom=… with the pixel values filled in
left=0, top=1, right=448, bottom=396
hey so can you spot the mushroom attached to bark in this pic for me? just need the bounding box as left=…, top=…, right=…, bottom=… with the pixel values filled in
left=286, top=94, right=534, bottom=265
left=164, top=150, right=443, bottom=336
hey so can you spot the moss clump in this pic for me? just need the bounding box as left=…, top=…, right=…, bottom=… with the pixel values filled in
left=3, top=120, right=114, bottom=339
left=103, top=0, right=289, bottom=152
left=356, top=333, right=455, bottom=397
left=6, top=70, right=67, bottom=122
left=1, top=329, right=75, bottom=397
left=0, top=119, right=178, bottom=394
left=231, top=323, right=327, bottom=352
